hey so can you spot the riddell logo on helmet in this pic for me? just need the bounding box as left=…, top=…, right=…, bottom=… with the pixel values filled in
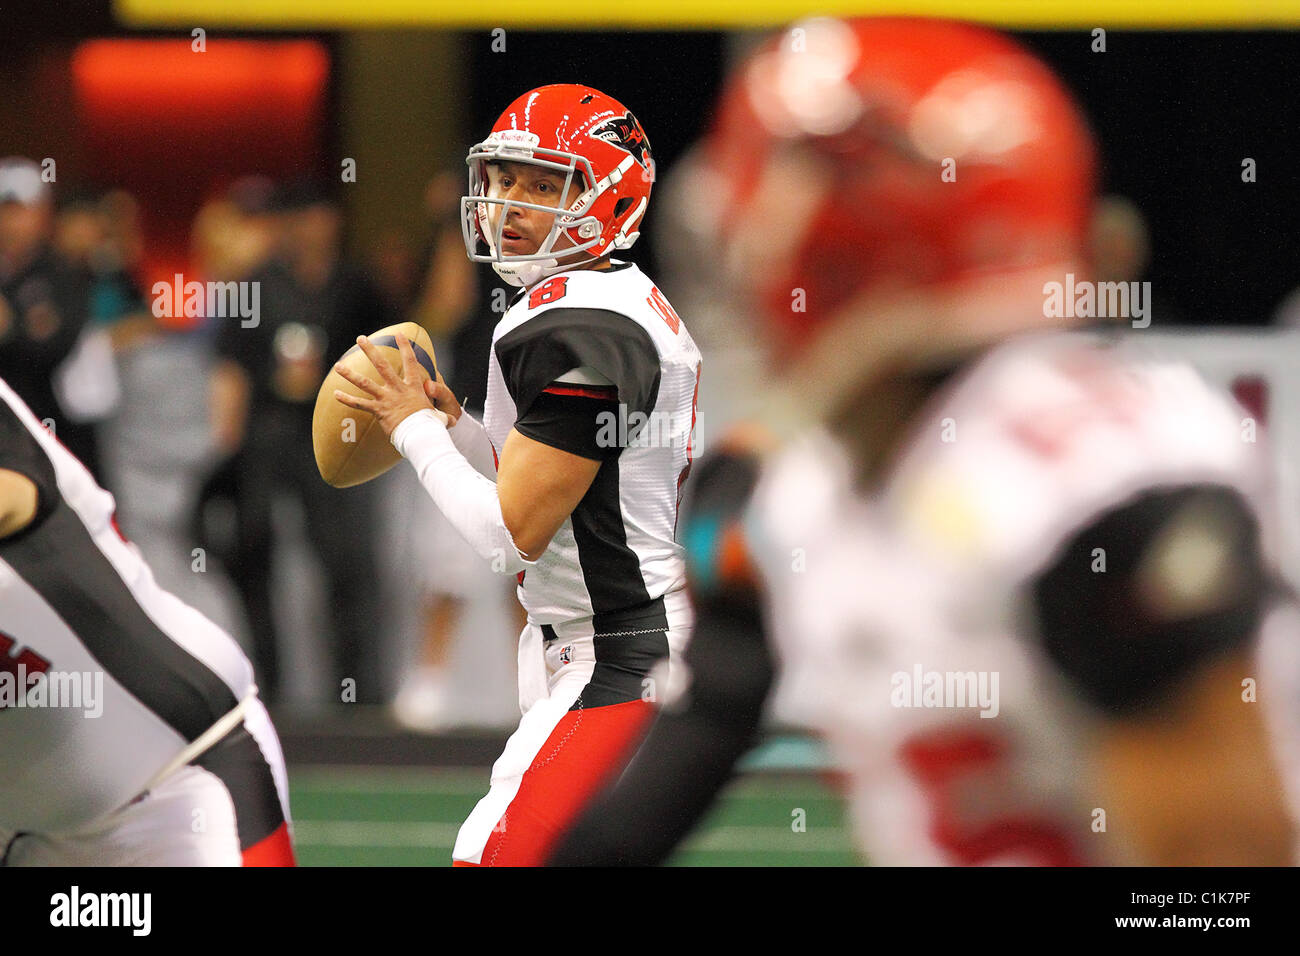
left=491, top=129, right=540, bottom=151
left=591, top=113, right=651, bottom=168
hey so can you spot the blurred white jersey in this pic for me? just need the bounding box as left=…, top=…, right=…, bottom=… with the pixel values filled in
left=0, top=378, right=257, bottom=834
left=482, top=260, right=701, bottom=630
left=745, top=333, right=1295, bottom=865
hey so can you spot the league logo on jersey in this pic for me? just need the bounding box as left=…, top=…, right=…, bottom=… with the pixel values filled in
left=559, top=644, right=574, bottom=665
left=591, top=112, right=651, bottom=168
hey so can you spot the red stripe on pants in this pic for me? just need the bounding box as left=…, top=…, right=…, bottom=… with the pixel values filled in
left=241, top=821, right=297, bottom=867
left=476, top=699, right=654, bottom=866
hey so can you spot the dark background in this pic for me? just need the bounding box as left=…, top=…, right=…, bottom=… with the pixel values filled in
left=470, top=29, right=1300, bottom=326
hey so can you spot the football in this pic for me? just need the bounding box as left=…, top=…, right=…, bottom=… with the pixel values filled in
left=311, top=321, right=439, bottom=488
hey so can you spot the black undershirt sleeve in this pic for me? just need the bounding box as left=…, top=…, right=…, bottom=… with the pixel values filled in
left=547, top=448, right=775, bottom=866
left=513, top=386, right=622, bottom=461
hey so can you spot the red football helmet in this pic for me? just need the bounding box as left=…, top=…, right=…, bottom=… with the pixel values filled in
left=697, top=17, right=1098, bottom=369
left=462, top=84, right=655, bottom=288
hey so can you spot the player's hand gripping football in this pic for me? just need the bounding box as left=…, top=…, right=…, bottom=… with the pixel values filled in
left=332, top=332, right=451, bottom=438
left=424, top=372, right=463, bottom=428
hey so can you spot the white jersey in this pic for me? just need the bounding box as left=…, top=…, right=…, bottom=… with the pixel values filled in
left=745, top=333, right=1297, bottom=865
left=482, top=260, right=701, bottom=631
left=0, top=377, right=255, bottom=833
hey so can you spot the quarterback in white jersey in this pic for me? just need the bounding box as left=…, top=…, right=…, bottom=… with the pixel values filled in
left=482, top=259, right=701, bottom=629
left=331, top=83, right=699, bottom=865
left=550, top=18, right=1298, bottom=866
left=0, top=377, right=294, bottom=866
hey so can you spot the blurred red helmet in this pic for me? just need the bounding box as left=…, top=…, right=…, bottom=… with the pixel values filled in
left=462, top=83, right=655, bottom=287
left=699, top=17, right=1097, bottom=363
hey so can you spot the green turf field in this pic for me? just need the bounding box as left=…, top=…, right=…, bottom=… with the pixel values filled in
left=289, top=766, right=862, bottom=866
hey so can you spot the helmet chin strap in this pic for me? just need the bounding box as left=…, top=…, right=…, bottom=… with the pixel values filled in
left=492, top=249, right=609, bottom=288
left=491, top=220, right=571, bottom=287
left=492, top=257, right=560, bottom=288
left=490, top=213, right=604, bottom=288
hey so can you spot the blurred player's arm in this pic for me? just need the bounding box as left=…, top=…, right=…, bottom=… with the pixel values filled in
left=0, top=401, right=60, bottom=539
left=1091, top=648, right=1292, bottom=865
left=548, top=448, right=776, bottom=866
left=0, top=469, right=39, bottom=538
left=1032, top=484, right=1295, bottom=865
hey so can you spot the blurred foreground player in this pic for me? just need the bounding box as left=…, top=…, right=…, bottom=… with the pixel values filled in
left=0, top=377, right=294, bottom=865
left=333, top=84, right=700, bottom=865
left=551, top=18, right=1299, bottom=866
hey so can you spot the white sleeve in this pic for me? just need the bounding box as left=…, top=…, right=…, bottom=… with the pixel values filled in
left=447, top=410, right=498, bottom=478
left=391, top=409, right=535, bottom=575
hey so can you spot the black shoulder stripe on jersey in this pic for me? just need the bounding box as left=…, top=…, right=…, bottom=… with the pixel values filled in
left=1, top=501, right=242, bottom=740
left=1031, top=483, right=1266, bottom=716
left=0, top=390, right=60, bottom=539
left=495, top=307, right=660, bottom=423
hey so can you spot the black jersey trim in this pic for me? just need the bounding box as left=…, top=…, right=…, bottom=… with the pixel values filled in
left=1, top=500, right=241, bottom=741
left=568, top=451, right=666, bottom=630
left=569, top=627, right=670, bottom=711
left=195, top=719, right=286, bottom=850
